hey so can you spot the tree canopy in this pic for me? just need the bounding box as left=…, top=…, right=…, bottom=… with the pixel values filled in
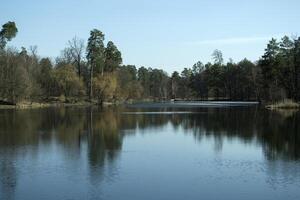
left=0, top=21, right=18, bottom=49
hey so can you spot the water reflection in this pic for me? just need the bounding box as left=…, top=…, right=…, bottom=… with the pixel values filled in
left=0, top=106, right=299, bottom=199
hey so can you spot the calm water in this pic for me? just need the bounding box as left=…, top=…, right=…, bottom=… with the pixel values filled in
left=0, top=104, right=300, bottom=200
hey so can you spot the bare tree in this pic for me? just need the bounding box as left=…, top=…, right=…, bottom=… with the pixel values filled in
left=59, top=47, right=73, bottom=64
left=212, top=49, right=224, bottom=65
left=68, top=36, right=85, bottom=78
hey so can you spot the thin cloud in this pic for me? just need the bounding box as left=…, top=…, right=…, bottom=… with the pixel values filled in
left=185, top=35, right=284, bottom=46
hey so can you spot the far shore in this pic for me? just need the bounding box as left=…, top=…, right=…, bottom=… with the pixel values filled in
left=1, top=99, right=299, bottom=110
left=0, top=102, right=95, bottom=109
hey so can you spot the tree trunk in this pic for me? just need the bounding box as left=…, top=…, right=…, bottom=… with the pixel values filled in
left=77, top=56, right=81, bottom=78
left=89, top=64, right=93, bottom=101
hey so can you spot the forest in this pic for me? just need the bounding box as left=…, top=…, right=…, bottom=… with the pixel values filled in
left=1, top=21, right=300, bottom=105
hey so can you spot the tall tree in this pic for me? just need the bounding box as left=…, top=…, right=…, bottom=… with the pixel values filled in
left=104, top=41, right=122, bottom=72
left=259, top=38, right=281, bottom=101
left=86, top=29, right=105, bottom=100
left=294, top=37, right=300, bottom=101
left=277, top=36, right=294, bottom=98
left=190, top=61, right=207, bottom=98
left=0, top=21, right=18, bottom=49
left=171, top=71, right=180, bottom=99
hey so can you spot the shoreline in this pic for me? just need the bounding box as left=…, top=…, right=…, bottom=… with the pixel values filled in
left=1, top=99, right=299, bottom=110
left=0, top=102, right=97, bottom=110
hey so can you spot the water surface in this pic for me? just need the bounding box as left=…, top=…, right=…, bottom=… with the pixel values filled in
left=0, top=104, right=299, bottom=200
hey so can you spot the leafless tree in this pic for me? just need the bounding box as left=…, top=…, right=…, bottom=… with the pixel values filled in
left=68, top=36, right=85, bottom=78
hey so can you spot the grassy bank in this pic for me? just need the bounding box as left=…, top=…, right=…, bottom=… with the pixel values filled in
left=266, top=99, right=300, bottom=110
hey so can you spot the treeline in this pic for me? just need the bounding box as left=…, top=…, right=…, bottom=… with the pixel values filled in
left=1, top=21, right=300, bottom=104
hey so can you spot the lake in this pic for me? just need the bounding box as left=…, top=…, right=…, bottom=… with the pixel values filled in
left=0, top=103, right=300, bottom=200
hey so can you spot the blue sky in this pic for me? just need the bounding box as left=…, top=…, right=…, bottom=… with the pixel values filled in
left=1, top=0, right=300, bottom=73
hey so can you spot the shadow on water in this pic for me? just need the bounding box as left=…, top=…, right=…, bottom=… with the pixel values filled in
left=0, top=105, right=299, bottom=199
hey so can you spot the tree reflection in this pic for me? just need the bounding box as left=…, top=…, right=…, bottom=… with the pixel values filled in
left=0, top=105, right=299, bottom=196
left=0, top=106, right=299, bottom=161
left=170, top=107, right=300, bottom=161
left=85, top=107, right=122, bottom=183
